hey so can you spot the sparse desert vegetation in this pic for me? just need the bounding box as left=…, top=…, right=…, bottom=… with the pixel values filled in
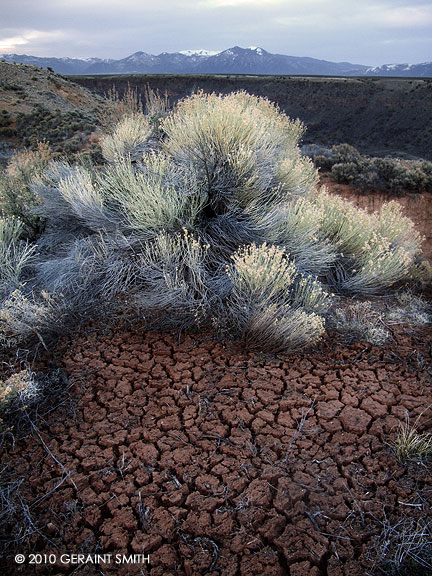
left=311, top=143, right=432, bottom=194
left=0, top=62, right=107, bottom=159
left=0, top=74, right=431, bottom=576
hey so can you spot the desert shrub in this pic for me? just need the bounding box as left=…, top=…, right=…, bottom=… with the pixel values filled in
left=385, top=291, right=431, bottom=326
left=313, top=153, right=334, bottom=171
left=328, top=300, right=389, bottom=345
left=374, top=158, right=432, bottom=193
left=16, top=108, right=95, bottom=154
left=409, top=257, right=432, bottom=295
left=225, top=243, right=329, bottom=352
left=331, top=161, right=360, bottom=183
left=332, top=143, right=362, bottom=164
left=0, top=142, right=52, bottom=239
left=0, top=290, right=57, bottom=349
left=311, top=143, right=432, bottom=194
left=99, top=154, right=205, bottom=238
left=0, top=91, right=424, bottom=354
left=134, top=229, right=210, bottom=328
left=0, top=217, right=36, bottom=296
left=256, top=197, right=336, bottom=276
left=56, top=165, right=113, bottom=231
left=161, top=91, right=309, bottom=215
left=0, top=370, right=39, bottom=428
left=316, top=191, right=421, bottom=294
left=33, top=231, right=141, bottom=321
left=101, top=114, right=152, bottom=163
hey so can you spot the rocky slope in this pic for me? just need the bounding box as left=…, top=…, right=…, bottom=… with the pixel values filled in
left=0, top=61, right=106, bottom=154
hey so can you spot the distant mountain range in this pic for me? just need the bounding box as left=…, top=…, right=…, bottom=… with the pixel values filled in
left=1, top=46, right=431, bottom=77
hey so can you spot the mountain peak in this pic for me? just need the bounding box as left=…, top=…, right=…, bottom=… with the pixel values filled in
left=179, top=49, right=221, bottom=57
left=247, top=46, right=265, bottom=55
left=1, top=48, right=430, bottom=77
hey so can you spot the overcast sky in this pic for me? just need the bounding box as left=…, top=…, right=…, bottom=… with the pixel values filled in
left=0, top=0, right=431, bottom=65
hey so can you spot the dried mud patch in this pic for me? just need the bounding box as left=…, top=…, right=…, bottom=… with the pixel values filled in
left=1, top=324, right=431, bottom=575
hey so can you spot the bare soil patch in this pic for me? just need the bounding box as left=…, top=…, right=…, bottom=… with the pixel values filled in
left=1, top=322, right=431, bottom=575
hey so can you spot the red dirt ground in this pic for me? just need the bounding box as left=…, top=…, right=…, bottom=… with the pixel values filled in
left=1, top=322, right=431, bottom=576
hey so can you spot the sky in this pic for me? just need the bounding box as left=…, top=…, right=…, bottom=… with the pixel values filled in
left=0, top=0, right=431, bottom=66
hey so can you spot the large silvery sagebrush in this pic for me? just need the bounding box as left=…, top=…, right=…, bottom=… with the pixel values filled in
left=0, top=91, right=424, bottom=353
left=161, top=91, right=316, bottom=215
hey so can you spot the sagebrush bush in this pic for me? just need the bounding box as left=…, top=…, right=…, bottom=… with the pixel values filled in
left=101, top=114, right=153, bottom=163
left=313, top=143, right=432, bottom=194
left=0, top=141, right=52, bottom=239
left=225, top=243, right=329, bottom=351
left=0, top=370, right=39, bottom=427
left=256, top=197, right=336, bottom=276
left=100, top=154, right=205, bottom=237
left=386, top=291, right=431, bottom=326
left=328, top=300, right=389, bottom=345
left=0, top=91, right=425, bottom=353
left=316, top=190, right=421, bottom=293
left=0, top=290, right=57, bottom=348
left=134, top=229, right=210, bottom=327
left=0, top=217, right=36, bottom=296
left=161, top=91, right=310, bottom=213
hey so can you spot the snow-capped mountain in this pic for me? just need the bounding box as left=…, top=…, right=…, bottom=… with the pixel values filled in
left=0, top=54, right=114, bottom=74
left=179, top=49, right=221, bottom=57
left=365, top=62, right=432, bottom=77
left=1, top=47, right=430, bottom=77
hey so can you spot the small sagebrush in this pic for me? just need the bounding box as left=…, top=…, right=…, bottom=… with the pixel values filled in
left=328, top=300, right=389, bottom=345
left=0, top=290, right=57, bottom=349
left=0, top=370, right=39, bottom=427
left=101, top=114, right=152, bottom=163
left=226, top=243, right=329, bottom=352
left=386, top=291, right=431, bottom=326
left=0, top=141, right=52, bottom=239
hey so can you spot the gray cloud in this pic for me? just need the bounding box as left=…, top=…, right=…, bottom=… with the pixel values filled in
left=0, top=0, right=430, bottom=65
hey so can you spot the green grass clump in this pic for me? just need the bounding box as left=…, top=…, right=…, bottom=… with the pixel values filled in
left=393, top=413, right=432, bottom=465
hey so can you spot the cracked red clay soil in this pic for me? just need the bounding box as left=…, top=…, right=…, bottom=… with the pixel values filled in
left=1, top=322, right=431, bottom=576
